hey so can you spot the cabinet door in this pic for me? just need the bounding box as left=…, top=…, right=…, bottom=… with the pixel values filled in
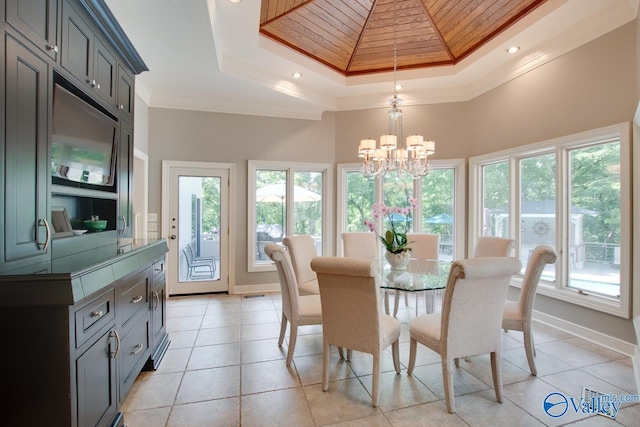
left=117, top=123, right=133, bottom=241
left=3, top=36, right=50, bottom=267
left=6, top=0, right=59, bottom=60
left=151, top=275, right=167, bottom=347
left=76, top=327, right=118, bottom=427
left=61, top=0, right=92, bottom=89
left=94, top=38, right=117, bottom=106
left=116, top=65, right=134, bottom=123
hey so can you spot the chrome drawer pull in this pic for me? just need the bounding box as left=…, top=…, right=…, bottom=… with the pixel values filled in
left=130, top=295, right=143, bottom=304
left=91, top=310, right=103, bottom=318
left=131, top=344, right=143, bottom=355
left=110, top=330, right=121, bottom=358
left=152, top=290, right=159, bottom=310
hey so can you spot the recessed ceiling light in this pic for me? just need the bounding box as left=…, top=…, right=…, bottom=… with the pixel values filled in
left=292, top=72, right=302, bottom=79
left=395, top=84, right=403, bottom=91
left=229, top=0, right=241, bottom=3
left=507, top=46, right=520, bottom=54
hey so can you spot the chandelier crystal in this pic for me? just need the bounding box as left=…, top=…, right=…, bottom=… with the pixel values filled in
left=358, top=0, right=435, bottom=180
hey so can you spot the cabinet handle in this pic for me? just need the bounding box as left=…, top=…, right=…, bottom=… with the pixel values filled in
left=37, top=218, right=51, bottom=251
left=130, top=295, right=143, bottom=304
left=131, top=344, right=144, bottom=355
left=46, top=44, right=58, bottom=53
left=95, top=82, right=101, bottom=89
left=152, top=290, right=159, bottom=310
left=91, top=310, right=103, bottom=318
left=119, top=215, right=127, bottom=234
left=110, top=330, right=121, bottom=358
left=118, top=104, right=125, bottom=110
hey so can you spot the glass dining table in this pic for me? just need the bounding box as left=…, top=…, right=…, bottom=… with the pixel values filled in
left=377, top=258, right=452, bottom=316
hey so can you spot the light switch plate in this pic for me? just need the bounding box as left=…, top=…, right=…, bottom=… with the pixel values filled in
left=148, top=212, right=158, bottom=223
left=148, top=222, right=158, bottom=232
left=148, top=231, right=158, bottom=240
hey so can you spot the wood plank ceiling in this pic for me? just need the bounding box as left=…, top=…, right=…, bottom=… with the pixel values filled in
left=260, top=0, right=548, bottom=76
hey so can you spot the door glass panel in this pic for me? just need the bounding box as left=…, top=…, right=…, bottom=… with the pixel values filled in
left=421, top=168, right=455, bottom=261
left=482, top=161, right=510, bottom=237
left=178, top=176, right=220, bottom=282
left=519, top=153, right=556, bottom=278
left=568, top=142, right=621, bottom=298
left=293, top=171, right=323, bottom=255
left=255, top=170, right=287, bottom=264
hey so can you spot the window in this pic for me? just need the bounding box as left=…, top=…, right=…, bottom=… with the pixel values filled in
left=248, top=161, right=332, bottom=272
left=337, top=160, right=465, bottom=261
left=469, top=123, right=631, bottom=317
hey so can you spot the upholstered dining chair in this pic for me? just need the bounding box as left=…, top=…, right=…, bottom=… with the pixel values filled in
left=282, top=235, right=320, bottom=296
left=473, top=236, right=517, bottom=257
left=407, top=256, right=521, bottom=413
left=310, top=256, right=401, bottom=407
left=341, top=232, right=378, bottom=259
left=265, top=243, right=323, bottom=366
left=503, top=245, right=557, bottom=376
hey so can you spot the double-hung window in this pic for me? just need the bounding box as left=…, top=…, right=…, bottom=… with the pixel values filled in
left=469, top=123, right=631, bottom=317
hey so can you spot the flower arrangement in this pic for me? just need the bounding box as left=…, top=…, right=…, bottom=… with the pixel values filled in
left=363, top=198, right=418, bottom=254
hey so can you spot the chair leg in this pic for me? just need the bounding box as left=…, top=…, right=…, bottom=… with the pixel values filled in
left=454, top=357, right=459, bottom=368
left=523, top=327, right=537, bottom=376
left=286, top=324, right=298, bottom=366
left=404, top=291, right=409, bottom=306
left=407, top=338, right=417, bottom=374
left=322, top=341, right=331, bottom=392
left=392, top=340, right=401, bottom=374
left=384, top=291, right=390, bottom=315
left=393, top=290, right=400, bottom=317
left=347, top=349, right=352, bottom=360
left=338, top=347, right=345, bottom=359
left=490, top=351, right=504, bottom=403
left=442, top=358, right=455, bottom=414
left=372, top=353, right=380, bottom=407
left=278, top=313, right=287, bottom=347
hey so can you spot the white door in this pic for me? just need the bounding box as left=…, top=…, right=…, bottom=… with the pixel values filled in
left=163, top=162, right=230, bottom=295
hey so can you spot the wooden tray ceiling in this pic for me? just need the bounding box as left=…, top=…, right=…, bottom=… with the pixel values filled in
left=260, top=0, right=547, bottom=76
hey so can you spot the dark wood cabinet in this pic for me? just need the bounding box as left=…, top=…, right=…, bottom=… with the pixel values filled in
left=2, top=35, right=50, bottom=272
left=61, top=0, right=116, bottom=106
left=5, top=0, right=59, bottom=60
left=117, top=65, right=134, bottom=122
left=148, top=258, right=169, bottom=369
left=118, top=122, right=134, bottom=249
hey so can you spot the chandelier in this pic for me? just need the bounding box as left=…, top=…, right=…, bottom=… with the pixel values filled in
left=358, top=0, right=435, bottom=180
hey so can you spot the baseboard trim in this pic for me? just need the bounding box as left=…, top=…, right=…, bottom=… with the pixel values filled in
left=533, top=310, right=636, bottom=357
left=232, top=283, right=279, bottom=295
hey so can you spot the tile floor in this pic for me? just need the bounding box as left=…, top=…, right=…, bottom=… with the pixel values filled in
left=122, top=293, right=639, bottom=426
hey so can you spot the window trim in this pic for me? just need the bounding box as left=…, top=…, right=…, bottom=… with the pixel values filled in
left=248, top=160, right=333, bottom=272
left=469, top=123, right=631, bottom=318
left=337, top=159, right=466, bottom=261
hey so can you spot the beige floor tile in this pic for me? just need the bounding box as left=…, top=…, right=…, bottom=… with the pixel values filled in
left=564, top=337, right=627, bottom=362
left=122, top=406, right=171, bottom=427
left=613, top=403, right=640, bottom=426
left=167, top=330, right=198, bottom=349
left=242, top=321, right=283, bottom=341
left=459, top=353, right=532, bottom=386
left=241, top=338, right=287, bottom=364
left=175, top=366, right=240, bottom=404
left=536, top=340, right=615, bottom=369
left=287, top=333, right=324, bottom=358
left=293, top=353, right=356, bottom=386
left=304, top=378, right=381, bottom=425
left=359, top=370, right=439, bottom=412
left=121, top=372, right=183, bottom=411
left=204, top=303, right=242, bottom=316
left=167, top=397, right=240, bottom=427
left=580, top=360, right=638, bottom=395
left=166, top=315, right=203, bottom=333
left=155, top=348, right=191, bottom=374
left=409, top=362, right=490, bottom=400
left=455, top=389, right=545, bottom=426
left=200, top=311, right=241, bottom=328
left=241, top=359, right=301, bottom=394
left=241, top=308, right=280, bottom=325
left=167, top=303, right=207, bottom=318
left=398, top=341, right=442, bottom=368
left=541, top=369, right=631, bottom=408
left=167, top=295, right=213, bottom=307
left=347, top=349, right=405, bottom=377
left=241, top=388, right=315, bottom=427
left=187, top=342, right=241, bottom=370
left=384, top=400, right=468, bottom=427
left=564, top=414, right=625, bottom=426
left=502, top=346, right=575, bottom=377
left=325, top=413, right=393, bottom=427
left=195, top=325, right=241, bottom=346
left=241, top=296, right=276, bottom=312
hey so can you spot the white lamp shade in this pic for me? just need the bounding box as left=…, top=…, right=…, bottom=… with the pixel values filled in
left=380, top=134, right=397, bottom=149
left=425, top=140, right=436, bottom=154
left=406, top=134, right=424, bottom=150
left=358, top=138, right=376, bottom=153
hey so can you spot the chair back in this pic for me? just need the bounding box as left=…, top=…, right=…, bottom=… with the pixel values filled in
left=282, top=235, right=317, bottom=285
left=407, top=233, right=440, bottom=260
left=519, top=245, right=557, bottom=319
left=440, top=257, right=521, bottom=359
left=342, top=232, right=378, bottom=259
left=311, top=256, right=381, bottom=354
left=265, top=243, right=300, bottom=320
left=473, top=236, right=516, bottom=257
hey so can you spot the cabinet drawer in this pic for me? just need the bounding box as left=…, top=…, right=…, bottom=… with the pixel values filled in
left=119, top=270, right=150, bottom=331
left=119, top=316, right=150, bottom=400
left=152, top=259, right=165, bottom=285
left=75, top=288, right=116, bottom=348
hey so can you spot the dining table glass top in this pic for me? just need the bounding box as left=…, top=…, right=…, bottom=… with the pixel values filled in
left=377, top=258, right=452, bottom=292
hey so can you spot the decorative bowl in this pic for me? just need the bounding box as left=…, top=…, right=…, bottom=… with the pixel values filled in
left=72, top=229, right=88, bottom=235
left=84, top=220, right=107, bottom=232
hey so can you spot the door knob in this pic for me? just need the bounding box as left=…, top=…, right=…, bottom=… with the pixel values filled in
left=170, top=235, right=176, bottom=240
